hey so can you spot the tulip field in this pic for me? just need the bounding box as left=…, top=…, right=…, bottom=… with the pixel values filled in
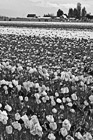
left=0, top=26, right=93, bottom=140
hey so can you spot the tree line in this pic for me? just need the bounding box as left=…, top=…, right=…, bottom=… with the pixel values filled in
left=57, top=3, right=87, bottom=19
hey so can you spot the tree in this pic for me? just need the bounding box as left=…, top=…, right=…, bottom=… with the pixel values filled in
left=86, top=14, right=93, bottom=20
left=77, top=3, right=81, bottom=19
left=68, top=8, right=74, bottom=18
left=57, top=9, right=63, bottom=17
left=82, top=7, right=87, bottom=18
left=73, top=8, right=78, bottom=19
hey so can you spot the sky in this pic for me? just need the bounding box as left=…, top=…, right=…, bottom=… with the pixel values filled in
left=0, top=0, right=92, bottom=17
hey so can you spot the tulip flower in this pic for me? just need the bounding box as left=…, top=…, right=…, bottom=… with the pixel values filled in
left=6, top=125, right=13, bottom=134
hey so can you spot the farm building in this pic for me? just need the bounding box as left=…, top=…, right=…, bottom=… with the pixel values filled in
left=27, top=14, right=37, bottom=18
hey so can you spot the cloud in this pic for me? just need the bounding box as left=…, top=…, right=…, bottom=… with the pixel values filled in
left=29, top=0, right=62, bottom=8
left=29, top=0, right=90, bottom=8
left=62, top=3, right=76, bottom=9
left=29, top=0, right=47, bottom=7
left=47, top=2, right=60, bottom=8
left=29, top=0, right=41, bottom=3
left=41, top=2, right=76, bottom=9
left=47, top=2, right=90, bottom=9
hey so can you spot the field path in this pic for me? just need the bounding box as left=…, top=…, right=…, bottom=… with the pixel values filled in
left=0, top=21, right=93, bottom=29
